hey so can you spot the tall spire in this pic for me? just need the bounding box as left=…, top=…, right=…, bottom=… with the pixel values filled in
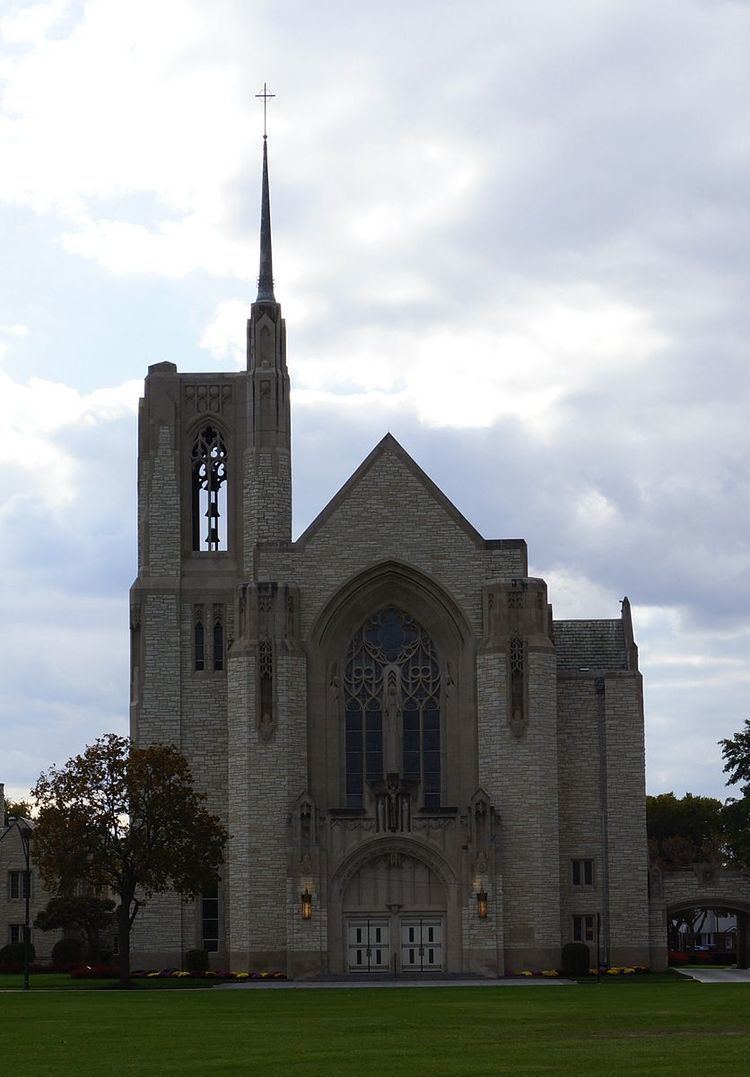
left=256, top=136, right=275, bottom=302
left=254, top=82, right=276, bottom=304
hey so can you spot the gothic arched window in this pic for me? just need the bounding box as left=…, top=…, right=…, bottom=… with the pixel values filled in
left=343, top=607, right=441, bottom=810
left=191, top=425, right=228, bottom=552
left=213, top=618, right=224, bottom=672
left=194, top=618, right=205, bottom=671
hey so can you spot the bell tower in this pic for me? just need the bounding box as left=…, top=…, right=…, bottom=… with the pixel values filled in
left=130, top=101, right=298, bottom=970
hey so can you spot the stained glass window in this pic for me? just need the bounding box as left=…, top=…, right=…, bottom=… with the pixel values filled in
left=343, top=607, right=441, bottom=809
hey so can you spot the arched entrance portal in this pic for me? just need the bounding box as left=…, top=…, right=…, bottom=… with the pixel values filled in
left=666, top=902, right=748, bottom=968
left=650, top=866, right=750, bottom=970
left=343, top=850, right=446, bottom=973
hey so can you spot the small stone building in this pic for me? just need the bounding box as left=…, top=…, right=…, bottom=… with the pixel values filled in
left=129, top=139, right=651, bottom=976
left=0, top=784, right=63, bottom=961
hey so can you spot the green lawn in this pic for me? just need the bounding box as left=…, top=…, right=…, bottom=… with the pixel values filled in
left=2, top=981, right=749, bottom=1075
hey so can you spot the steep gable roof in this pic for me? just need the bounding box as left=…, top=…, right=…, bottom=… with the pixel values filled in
left=295, top=433, right=523, bottom=556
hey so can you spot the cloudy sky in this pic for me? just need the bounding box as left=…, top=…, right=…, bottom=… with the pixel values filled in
left=1, top=0, right=749, bottom=804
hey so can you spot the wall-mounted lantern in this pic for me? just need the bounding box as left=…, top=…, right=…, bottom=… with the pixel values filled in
left=476, top=890, right=488, bottom=920
left=301, top=888, right=313, bottom=920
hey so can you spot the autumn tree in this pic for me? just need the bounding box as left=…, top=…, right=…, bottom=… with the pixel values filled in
left=35, top=895, right=116, bottom=962
left=32, top=734, right=227, bottom=987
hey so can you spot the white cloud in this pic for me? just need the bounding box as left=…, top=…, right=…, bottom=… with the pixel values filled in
left=535, top=567, right=623, bottom=620
left=59, top=215, right=248, bottom=279
left=0, top=349, right=140, bottom=510
left=199, top=298, right=247, bottom=365
left=288, top=284, right=666, bottom=429
left=0, top=0, right=72, bottom=45
left=0, top=0, right=245, bottom=229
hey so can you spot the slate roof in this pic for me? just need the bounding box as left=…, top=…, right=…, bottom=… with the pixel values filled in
left=553, top=619, right=629, bottom=672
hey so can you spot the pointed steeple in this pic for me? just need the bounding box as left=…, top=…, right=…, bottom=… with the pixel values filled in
left=256, top=136, right=275, bottom=303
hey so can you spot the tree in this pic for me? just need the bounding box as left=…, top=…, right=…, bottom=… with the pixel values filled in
left=723, top=797, right=750, bottom=869
left=647, top=792, right=725, bottom=867
left=34, top=895, right=116, bottom=961
left=3, top=799, right=33, bottom=826
left=720, top=719, right=750, bottom=794
left=720, top=719, right=750, bottom=870
left=31, top=734, right=227, bottom=987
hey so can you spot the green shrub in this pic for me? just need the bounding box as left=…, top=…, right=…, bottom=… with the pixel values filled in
left=0, top=941, right=36, bottom=965
left=52, top=936, right=85, bottom=967
left=561, top=941, right=591, bottom=977
left=185, top=948, right=209, bottom=973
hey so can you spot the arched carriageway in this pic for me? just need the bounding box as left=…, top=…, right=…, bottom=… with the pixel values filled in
left=649, top=865, right=750, bottom=970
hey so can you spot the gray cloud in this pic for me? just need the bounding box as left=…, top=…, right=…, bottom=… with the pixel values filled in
left=1, top=0, right=749, bottom=802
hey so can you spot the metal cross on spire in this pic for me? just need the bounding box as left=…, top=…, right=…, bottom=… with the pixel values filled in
left=254, top=82, right=275, bottom=139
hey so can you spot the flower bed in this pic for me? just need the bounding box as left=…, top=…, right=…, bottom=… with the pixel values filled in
left=129, top=969, right=287, bottom=981
left=514, top=964, right=650, bottom=978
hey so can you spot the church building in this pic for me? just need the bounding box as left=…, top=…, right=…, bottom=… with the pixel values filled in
left=129, top=135, right=651, bottom=977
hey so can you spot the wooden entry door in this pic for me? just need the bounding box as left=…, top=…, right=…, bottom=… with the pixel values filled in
left=347, top=918, right=390, bottom=972
left=400, top=918, right=443, bottom=971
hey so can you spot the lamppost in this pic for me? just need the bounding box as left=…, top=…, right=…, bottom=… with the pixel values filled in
left=7, top=816, right=32, bottom=991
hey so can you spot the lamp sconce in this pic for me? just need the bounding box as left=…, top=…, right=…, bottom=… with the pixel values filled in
left=476, top=890, right=488, bottom=920
left=300, top=888, right=313, bottom=920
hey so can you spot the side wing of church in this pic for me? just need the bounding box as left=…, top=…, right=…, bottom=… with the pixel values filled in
left=129, top=137, right=651, bottom=977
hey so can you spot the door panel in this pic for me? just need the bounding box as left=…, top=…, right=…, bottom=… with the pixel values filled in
left=347, top=918, right=390, bottom=972
left=400, top=918, right=443, bottom=971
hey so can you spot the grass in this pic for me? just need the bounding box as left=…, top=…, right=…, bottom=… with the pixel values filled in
left=2, top=979, right=750, bottom=1076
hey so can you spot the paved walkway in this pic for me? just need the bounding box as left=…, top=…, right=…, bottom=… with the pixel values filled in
left=676, top=967, right=750, bottom=984
left=215, top=977, right=575, bottom=990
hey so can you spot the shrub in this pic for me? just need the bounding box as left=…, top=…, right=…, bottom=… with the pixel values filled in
left=185, top=948, right=209, bottom=973
left=561, top=942, right=590, bottom=977
left=0, top=941, right=36, bottom=966
left=52, top=937, right=85, bottom=968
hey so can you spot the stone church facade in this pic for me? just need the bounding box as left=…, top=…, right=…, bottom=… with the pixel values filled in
left=129, top=139, right=651, bottom=976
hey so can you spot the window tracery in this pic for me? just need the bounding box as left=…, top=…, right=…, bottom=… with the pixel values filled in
left=191, top=425, right=228, bottom=551
left=343, top=607, right=441, bottom=810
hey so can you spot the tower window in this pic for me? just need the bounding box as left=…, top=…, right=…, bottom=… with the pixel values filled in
left=213, top=619, right=224, bottom=672
left=191, top=425, right=228, bottom=552
left=194, top=618, right=205, bottom=672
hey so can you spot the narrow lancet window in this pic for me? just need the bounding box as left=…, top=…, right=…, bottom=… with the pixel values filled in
left=213, top=618, right=224, bottom=672
left=194, top=619, right=205, bottom=672
left=201, top=884, right=219, bottom=952
left=191, top=425, right=228, bottom=552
